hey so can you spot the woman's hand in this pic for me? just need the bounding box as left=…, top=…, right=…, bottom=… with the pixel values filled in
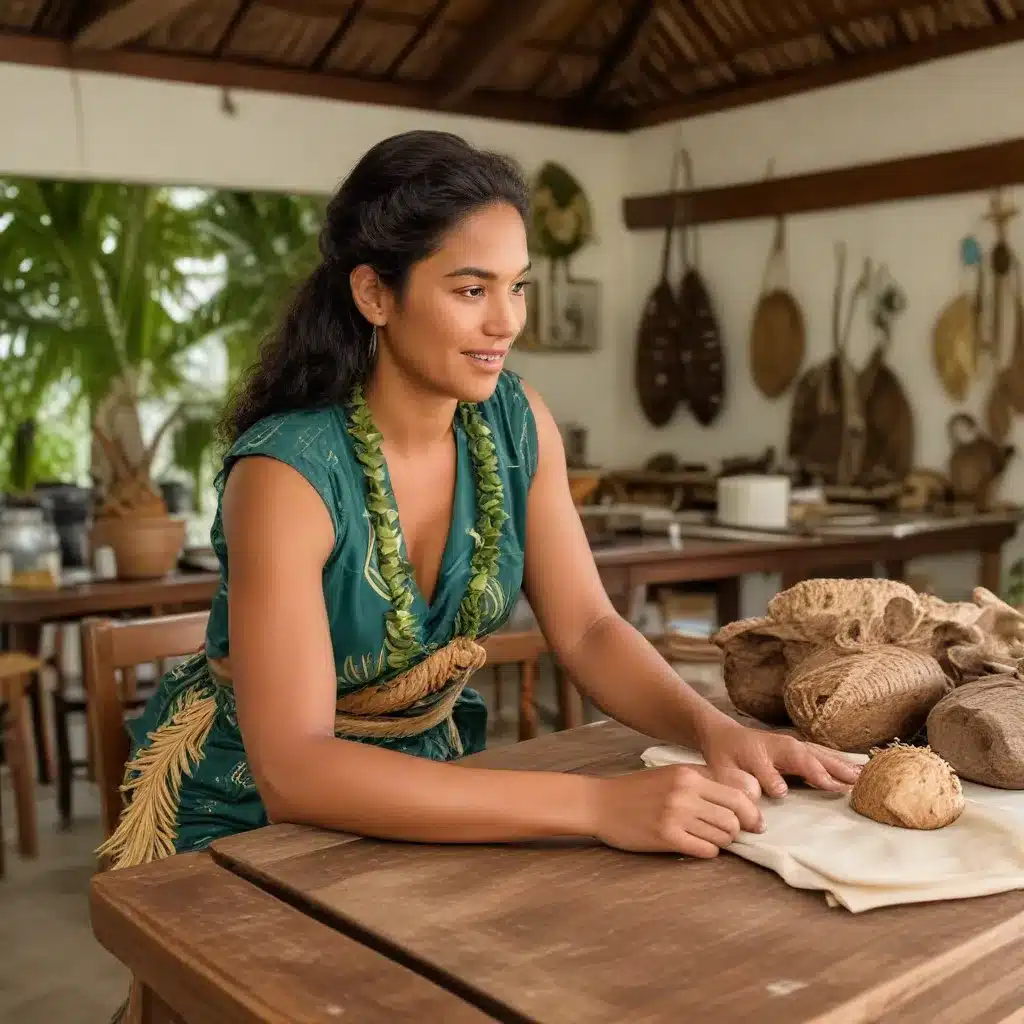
left=591, top=764, right=766, bottom=858
left=698, top=718, right=862, bottom=798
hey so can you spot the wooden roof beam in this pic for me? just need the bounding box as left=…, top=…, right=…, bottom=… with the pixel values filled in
left=434, top=0, right=564, bottom=107
left=571, top=0, right=657, bottom=111
left=73, top=0, right=203, bottom=50
left=0, top=33, right=623, bottom=132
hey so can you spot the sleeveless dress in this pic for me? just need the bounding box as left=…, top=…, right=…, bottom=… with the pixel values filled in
left=98, top=369, right=538, bottom=868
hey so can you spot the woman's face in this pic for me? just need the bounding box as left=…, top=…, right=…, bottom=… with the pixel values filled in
left=359, top=201, right=530, bottom=404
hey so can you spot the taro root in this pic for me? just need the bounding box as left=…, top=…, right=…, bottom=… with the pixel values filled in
left=720, top=634, right=790, bottom=725
left=850, top=742, right=964, bottom=830
left=926, top=675, right=1024, bottom=789
left=783, top=646, right=950, bottom=752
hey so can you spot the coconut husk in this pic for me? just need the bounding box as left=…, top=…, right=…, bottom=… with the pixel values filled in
left=850, top=742, right=964, bottom=829
left=927, top=675, right=1024, bottom=789
left=784, top=646, right=950, bottom=752
left=767, top=578, right=917, bottom=634
left=720, top=634, right=791, bottom=726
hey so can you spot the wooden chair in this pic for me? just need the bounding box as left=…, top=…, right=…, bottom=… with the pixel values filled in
left=481, top=629, right=552, bottom=741
left=0, top=652, right=41, bottom=878
left=82, top=612, right=210, bottom=842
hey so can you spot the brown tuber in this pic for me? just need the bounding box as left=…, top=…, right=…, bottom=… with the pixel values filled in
left=850, top=743, right=965, bottom=830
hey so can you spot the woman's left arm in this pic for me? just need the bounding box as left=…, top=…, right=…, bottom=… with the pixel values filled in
left=519, top=383, right=860, bottom=798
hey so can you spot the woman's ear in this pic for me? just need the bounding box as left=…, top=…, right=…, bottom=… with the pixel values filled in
left=349, top=264, right=387, bottom=326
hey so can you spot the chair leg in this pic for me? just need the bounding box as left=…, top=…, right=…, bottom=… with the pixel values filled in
left=518, top=659, right=539, bottom=742
left=8, top=623, right=54, bottom=784
left=53, top=691, right=73, bottom=830
left=4, top=677, right=39, bottom=860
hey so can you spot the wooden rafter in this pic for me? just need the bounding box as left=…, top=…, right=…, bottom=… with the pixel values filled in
left=434, top=0, right=564, bottom=107
left=211, top=0, right=254, bottom=60
left=572, top=0, right=657, bottom=110
left=387, top=0, right=454, bottom=77
left=0, top=33, right=620, bottom=132
left=74, top=0, right=203, bottom=50
left=310, top=0, right=366, bottom=71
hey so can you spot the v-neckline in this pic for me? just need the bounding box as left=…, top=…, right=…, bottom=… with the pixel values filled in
left=377, top=413, right=466, bottom=617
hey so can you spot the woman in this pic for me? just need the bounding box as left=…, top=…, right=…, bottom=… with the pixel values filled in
left=99, top=129, right=859, bottom=880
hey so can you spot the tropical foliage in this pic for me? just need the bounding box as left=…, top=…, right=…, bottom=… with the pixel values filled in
left=0, top=177, right=324, bottom=498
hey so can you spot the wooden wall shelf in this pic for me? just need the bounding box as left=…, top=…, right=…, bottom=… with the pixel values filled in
left=622, top=137, right=1024, bottom=229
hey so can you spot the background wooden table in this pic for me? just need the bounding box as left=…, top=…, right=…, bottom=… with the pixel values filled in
left=199, top=721, right=1024, bottom=1024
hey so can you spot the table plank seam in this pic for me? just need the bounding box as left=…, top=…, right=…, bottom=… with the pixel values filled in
left=208, top=845, right=529, bottom=1024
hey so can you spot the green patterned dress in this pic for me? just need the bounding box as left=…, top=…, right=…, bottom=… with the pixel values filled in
left=98, top=369, right=538, bottom=868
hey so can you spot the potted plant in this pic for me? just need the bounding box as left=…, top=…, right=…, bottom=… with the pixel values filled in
left=0, top=177, right=323, bottom=579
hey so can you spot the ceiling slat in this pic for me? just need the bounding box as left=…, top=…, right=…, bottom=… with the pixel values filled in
left=572, top=0, right=657, bottom=109
left=630, top=12, right=1024, bottom=126
left=434, top=0, right=565, bottom=106
left=74, top=0, right=203, bottom=49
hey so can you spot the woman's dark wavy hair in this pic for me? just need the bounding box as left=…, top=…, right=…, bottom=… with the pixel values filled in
left=220, top=130, right=530, bottom=444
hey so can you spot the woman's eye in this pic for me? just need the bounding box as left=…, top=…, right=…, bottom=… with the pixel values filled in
left=460, top=286, right=485, bottom=297
left=512, top=281, right=527, bottom=295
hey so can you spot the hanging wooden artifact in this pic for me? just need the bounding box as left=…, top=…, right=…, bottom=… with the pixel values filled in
left=750, top=212, right=805, bottom=398
left=932, top=235, right=982, bottom=403
left=1001, top=259, right=1024, bottom=413
left=947, top=413, right=1015, bottom=509
left=676, top=149, right=725, bottom=427
left=858, top=266, right=914, bottom=484
left=983, top=189, right=1018, bottom=362
left=788, top=243, right=868, bottom=485
left=529, top=161, right=593, bottom=262
left=634, top=154, right=686, bottom=426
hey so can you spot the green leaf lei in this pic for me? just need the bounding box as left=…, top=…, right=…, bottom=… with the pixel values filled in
left=346, top=383, right=509, bottom=671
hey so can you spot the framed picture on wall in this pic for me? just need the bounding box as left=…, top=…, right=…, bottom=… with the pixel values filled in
left=519, top=279, right=542, bottom=350
left=517, top=262, right=600, bottom=352
left=552, top=276, right=599, bottom=352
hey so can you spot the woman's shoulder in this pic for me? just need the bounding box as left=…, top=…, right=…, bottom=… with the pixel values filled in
left=225, top=404, right=349, bottom=463
left=217, top=404, right=355, bottom=544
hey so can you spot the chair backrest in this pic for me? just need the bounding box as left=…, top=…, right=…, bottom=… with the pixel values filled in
left=83, top=611, right=210, bottom=841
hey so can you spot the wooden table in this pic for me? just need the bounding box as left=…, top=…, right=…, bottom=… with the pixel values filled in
left=592, top=513, right=1021, bottom=623
left=92, top=721, right=1024, bottom=1023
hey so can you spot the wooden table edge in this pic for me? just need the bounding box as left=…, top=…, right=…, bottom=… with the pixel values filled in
left=89, top=851, right=497, bottom=1023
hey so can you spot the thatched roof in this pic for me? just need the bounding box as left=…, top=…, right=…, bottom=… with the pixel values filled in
left=2, top=0, right=1022, bottom=130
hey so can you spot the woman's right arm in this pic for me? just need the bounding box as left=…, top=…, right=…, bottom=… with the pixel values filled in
left=222, top=457, right=764, bottom=854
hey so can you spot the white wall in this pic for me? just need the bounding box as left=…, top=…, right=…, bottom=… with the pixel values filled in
left=5, top=44, right=1024, bottom=606
left=626, top=39, right=1024, bottom=607
left=0, top=62, right=634, bottom=468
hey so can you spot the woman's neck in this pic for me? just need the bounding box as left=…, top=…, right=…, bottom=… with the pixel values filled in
left=362, top=354, right=458, bottom=455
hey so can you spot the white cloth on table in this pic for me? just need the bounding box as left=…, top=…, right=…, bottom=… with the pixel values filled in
left=641, top=744, right=1024, bottom=913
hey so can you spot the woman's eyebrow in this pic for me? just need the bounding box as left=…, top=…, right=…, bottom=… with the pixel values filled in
left=445, top=262, right=532, bottom=280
